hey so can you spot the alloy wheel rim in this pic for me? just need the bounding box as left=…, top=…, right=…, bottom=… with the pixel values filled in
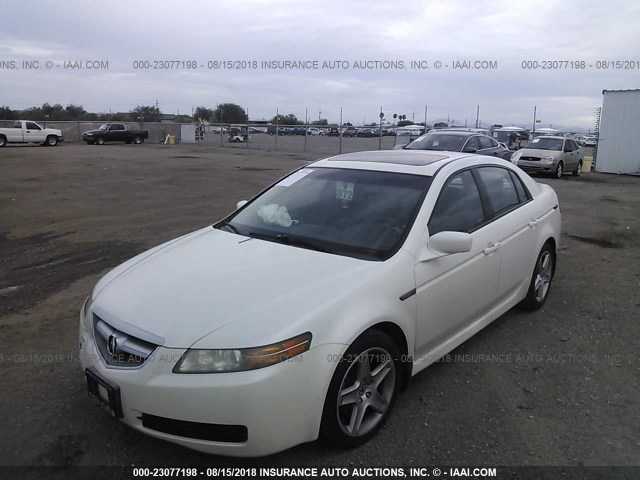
left=336, top=347, right=395, bottom=437
left=534, top=251, right=553, bottom=302
left=556, top=164, right=562, bottom=178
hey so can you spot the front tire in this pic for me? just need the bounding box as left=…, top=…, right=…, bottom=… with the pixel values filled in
left=96, top=137, right=105, bottom=145
left=320, top=330, right=401, bottom=448
left=0, top=135, right=6, bottom=147
left=46, top=136, right=58, bottom=146
left=520, top=243, right=556, bottom=310
left=554, top=161, right=563, bottom=178
left=572, top=160, right=582, bottom=177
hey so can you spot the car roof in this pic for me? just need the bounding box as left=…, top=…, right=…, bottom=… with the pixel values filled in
left=309, top=150, right=490, bottom=176
left=532, top=135, right=565, bottom=140
left=425, top=130, right=479, bottom=137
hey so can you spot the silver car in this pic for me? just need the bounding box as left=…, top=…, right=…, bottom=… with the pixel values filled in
left=511, top=136, right=583, bottom=178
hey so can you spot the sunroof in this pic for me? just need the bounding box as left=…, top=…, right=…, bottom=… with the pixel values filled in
left=327, top=151, right=450, bottom=167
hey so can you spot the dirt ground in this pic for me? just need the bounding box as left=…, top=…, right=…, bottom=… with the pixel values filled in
left=0, top=143, right=639, bottom=473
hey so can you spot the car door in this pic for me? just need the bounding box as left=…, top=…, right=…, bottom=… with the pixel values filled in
left=561, top=139, right=576, bottom=170
left=474, top=166, right=538, bottom=301
left=413, top=169, right=500, bottom=357
left=24, top=122, right=46, bottom=143
left=108, top=124, right=125, bottom=141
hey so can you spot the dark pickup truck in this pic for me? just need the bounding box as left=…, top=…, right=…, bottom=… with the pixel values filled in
left=82, top=123, right=149, bottom=145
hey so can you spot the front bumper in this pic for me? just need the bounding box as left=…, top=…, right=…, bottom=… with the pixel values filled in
left=78, top=310, right=345, bottom=457
left=516, top=159, right=555, bottom=175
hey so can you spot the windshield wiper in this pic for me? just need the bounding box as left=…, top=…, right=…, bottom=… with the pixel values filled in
left=248, top=232, right=331, bottom=253
left=217, top=222, right=241, bottom=234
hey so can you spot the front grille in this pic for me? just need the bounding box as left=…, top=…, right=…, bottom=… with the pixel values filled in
left=141, top=413, right=248, bottom=443
left=519, top=156, right=541, bottom=161
left=519, top=165, right=545, bottom=173
left=93, top=315, right=157, bottom=368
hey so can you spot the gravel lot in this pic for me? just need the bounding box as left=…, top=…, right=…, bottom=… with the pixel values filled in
left=0, top=143, right=638, bottom=473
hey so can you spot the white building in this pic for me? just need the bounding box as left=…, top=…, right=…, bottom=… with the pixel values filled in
left=596, top=89, right=640, bottom=175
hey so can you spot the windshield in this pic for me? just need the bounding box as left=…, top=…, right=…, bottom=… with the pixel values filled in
left=216, top=167, right=432, bottom=260
left=405, top=133, right=465, bottom=151
left=98, top=124, right=109, bottom=131
left=527, top=137, right=563, bottom=150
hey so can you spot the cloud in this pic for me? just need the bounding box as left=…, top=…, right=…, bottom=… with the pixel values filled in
left=0, top=0, right=638, bottom=129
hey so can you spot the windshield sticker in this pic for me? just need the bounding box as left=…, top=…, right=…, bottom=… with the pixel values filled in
left=336, top=182, right=354, bottom=201
left=278, top=168, right=314, bottom=187
left=531, top=138, right=540, bottom=143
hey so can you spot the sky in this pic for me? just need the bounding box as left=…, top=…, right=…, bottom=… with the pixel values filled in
left=1, top=0, right=639, bottom=130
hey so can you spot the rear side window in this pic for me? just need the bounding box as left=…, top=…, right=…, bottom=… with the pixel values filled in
left=429, top=170, right=485, bottom=235
left=110, top=124, right=125, bottom=131
left=475, top=167, right=520, bottom=217
left=509, top=171, right=531, bottom=202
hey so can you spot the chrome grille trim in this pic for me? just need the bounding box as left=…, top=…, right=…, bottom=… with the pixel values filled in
left=93, top=315, right=158, bottom=368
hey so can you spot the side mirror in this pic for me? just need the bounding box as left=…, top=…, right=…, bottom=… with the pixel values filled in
left=236, top=200, right=248, bottom=209
left=463, top=146, right=477, bottom=153
left=419, top=231, right=472, bottom=262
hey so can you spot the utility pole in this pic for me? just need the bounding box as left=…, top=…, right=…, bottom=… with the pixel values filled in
left=532, top=106, right=537, bottom=137
left=318, top=109, right=322, bottom=122
left=424, top=106, right=428, bottom=127
left=475, top=106, right=480, bottom=128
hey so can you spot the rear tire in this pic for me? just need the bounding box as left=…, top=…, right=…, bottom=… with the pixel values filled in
left=572, top=160, right=582, bottom=177
left=519, top=243, right=556, bottom=311
left=133, top=136, right=143, bottom=144
left=0, top=135, right=6, bottom=147
left=320, top=330, right=401, bottom=448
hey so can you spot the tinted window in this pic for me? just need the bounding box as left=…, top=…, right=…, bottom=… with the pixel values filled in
left=477, top=136, right=493, bottom=150
left=428, top=170, right=485, bottom=235
left=26, top=122, right=40, bottom=130
left=490, top=138, right=499, bottom=147
left=110, top=124, right=125, bottom=131
left=462, top=136, right=479, bottom=152
left=476, top=167, right=520, bottom=216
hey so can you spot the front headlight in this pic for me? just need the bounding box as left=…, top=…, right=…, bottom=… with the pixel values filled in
left=173, top=332, right=312, bottom=374
left=542, top=156, right=555, bottom=162
left=85, top=133, right=93, bottom=136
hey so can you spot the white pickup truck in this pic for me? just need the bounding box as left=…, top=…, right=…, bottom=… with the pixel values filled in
left=0, top=120, right=64, bottom=147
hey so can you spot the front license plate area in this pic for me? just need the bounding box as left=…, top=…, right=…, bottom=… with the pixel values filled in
left=85, top=368, right=123, bottom=419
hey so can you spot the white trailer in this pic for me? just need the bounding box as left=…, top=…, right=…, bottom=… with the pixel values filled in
left=596, top=89, right=640, bottom=175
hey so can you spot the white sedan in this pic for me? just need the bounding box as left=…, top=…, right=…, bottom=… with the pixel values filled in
left=79, top=150, right=560, bottom=456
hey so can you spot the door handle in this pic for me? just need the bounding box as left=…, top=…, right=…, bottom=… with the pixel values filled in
left=483, top=242, right=500, bottom=255
left=528, top=219, right=539, bottom=228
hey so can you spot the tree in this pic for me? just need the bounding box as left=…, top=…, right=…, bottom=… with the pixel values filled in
left=271, top=113, right=301, bottom=125
left=131, top=105, right=160, bottom=123
left=193, top=106, right=214, bottom=122
left=393, top=113, right=398, bottom=124
left=213, top=103, right=247, bottom=123
left=433, top=121, right=448, bottom=128
left=65, top=104, right=86, bottom=120
left=311, top=118, right=328, bottom=125
left=491, top=124, right=503, bottom=129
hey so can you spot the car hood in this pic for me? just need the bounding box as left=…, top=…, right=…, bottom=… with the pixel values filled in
left=517, top=148, right=561, bottom=158
left=91, top=227, right=378, bottom=348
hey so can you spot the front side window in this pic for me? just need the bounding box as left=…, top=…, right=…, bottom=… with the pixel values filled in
left=477, top=136, right=493, bottom=150
left=217, top=168, right=432, bottom=260
left=428, top=170, right=485, bottom=235
left=476, top=167, right=520, bottom=217
left=462, top=136, right=479, bottom=152
left=25, top=122, right=41, bottom=130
